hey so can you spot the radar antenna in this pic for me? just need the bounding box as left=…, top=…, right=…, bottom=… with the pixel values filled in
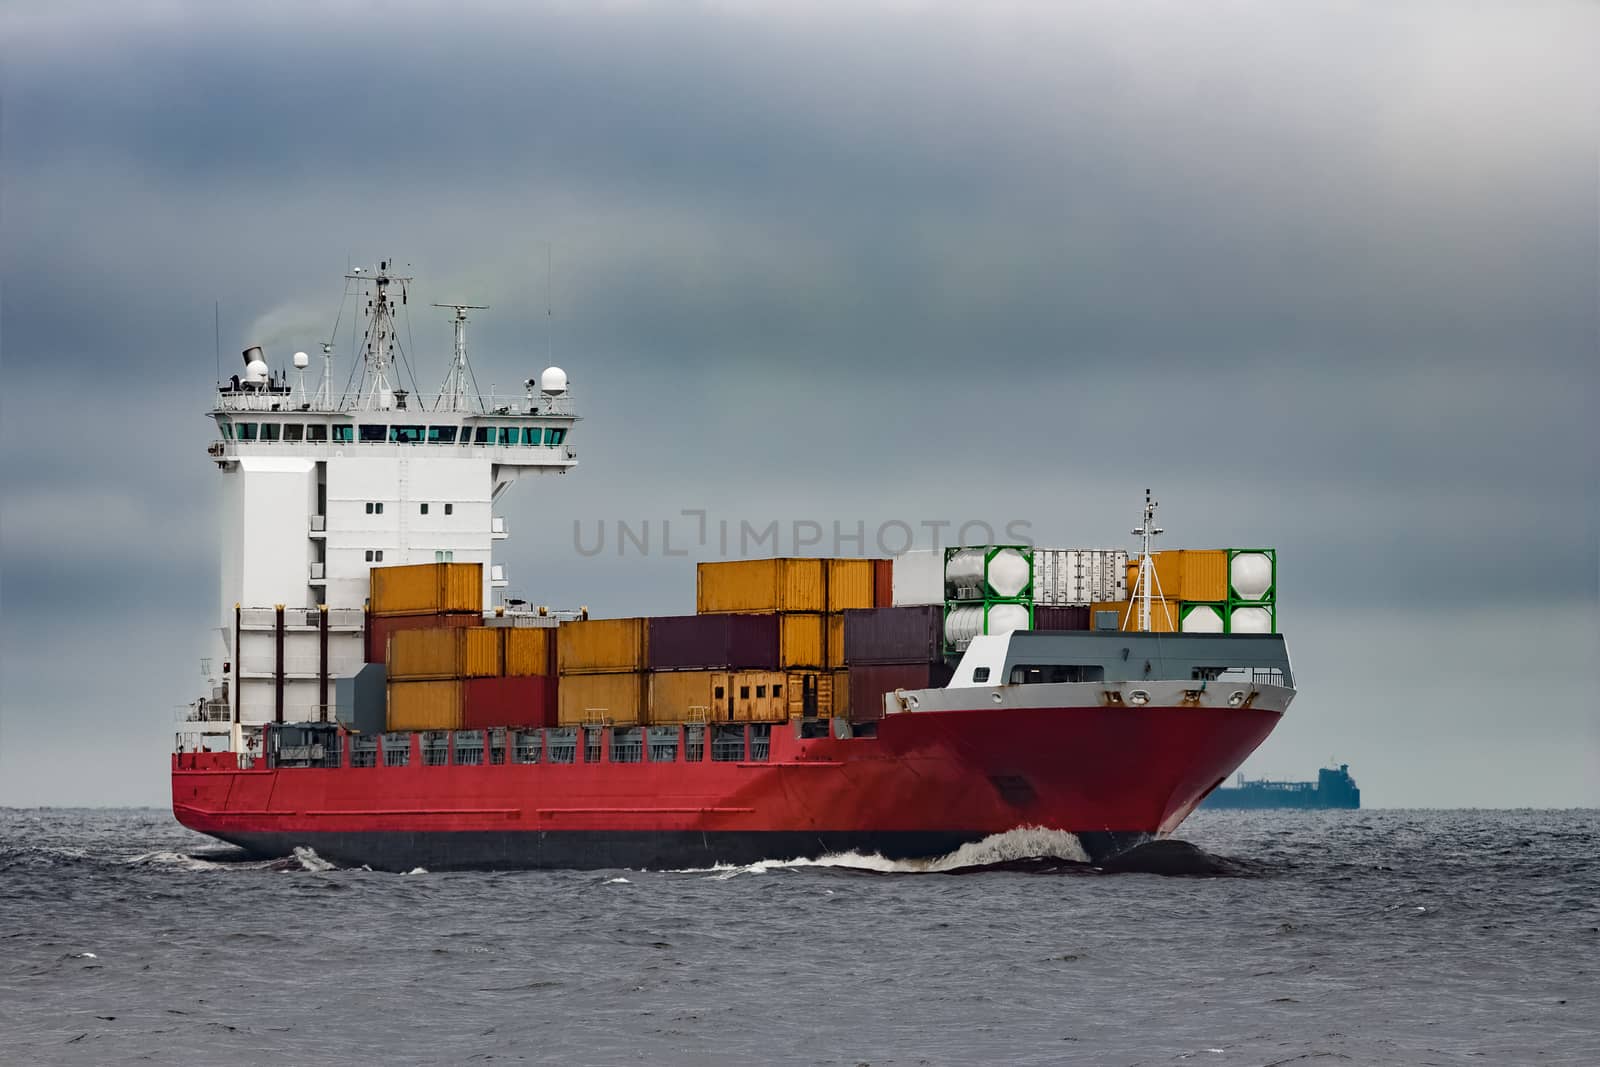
left=1127, top=489, right=1171, bottom=633
left=346, top=260, right=413, bottom=410
left=432, top=302, right=489, bottom=413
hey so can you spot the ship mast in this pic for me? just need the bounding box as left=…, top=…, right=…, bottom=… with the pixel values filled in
left=432, top=302, right=489, bottom=413
left=347, top=261, right=413, bottom=410
left=1129, top=488, right=1168, bottom=632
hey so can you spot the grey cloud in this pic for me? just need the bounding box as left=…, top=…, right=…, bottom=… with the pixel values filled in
left=1, top=1, right=1595, bottom=805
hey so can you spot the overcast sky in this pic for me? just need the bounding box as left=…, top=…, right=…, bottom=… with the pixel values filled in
left=1, top=1, right=1596, bottom=807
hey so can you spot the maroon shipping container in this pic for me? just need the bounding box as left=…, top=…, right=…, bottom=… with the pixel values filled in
left=871, top=558, right=894, bottom=608
left=463, top=675, right=556, bottom=729
left=1032, top=605, right=1091, bottom=631
left=364, top=612, right=480, bottom=664
left=647, top=613, right=781, bottom=671
left=841, top=606, right=944, bottom=665
left=849, top=661, right=954, bottom=722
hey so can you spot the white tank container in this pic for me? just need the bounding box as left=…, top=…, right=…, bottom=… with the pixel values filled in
left=1181, top=604, right=1225, bottom=633
left=1230, top=552, right=1275, bottom=601
left=946, top=547, right=1031, bottom=599
left=1229, top=605, right=1275, bottom=634
left=944, top=602, right=1031, bottom=647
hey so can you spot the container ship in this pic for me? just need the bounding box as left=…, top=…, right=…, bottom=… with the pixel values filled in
left=172, top=263, right=1295, bottom=870
left=1202, top=764, right=1360, bottom=809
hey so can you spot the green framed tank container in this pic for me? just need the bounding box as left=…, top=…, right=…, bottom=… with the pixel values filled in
left=944, top=545, right=1034, bottom=602
left=1178, top=601, right=1228, bottom=634
left=941, top=599, right=1034, bottom=654
left=1225, top=602, right=1277, bottom=635
left=1227, top=548, right=1276, bottom=603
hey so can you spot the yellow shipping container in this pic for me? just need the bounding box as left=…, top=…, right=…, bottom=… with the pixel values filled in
left=369, top=562, right=483, bottom=618
left=696, top=558, right=826, bottom=614
left=1090, top=599, right=1181, bottom=633
left=557, top=617, right=647, bottom=674
left=503, top=627, right=554, bottom=676
left=826, top=614, right=846, bottom=668
left=557, top=672, right=645, bottom=725
left=785, top=670, right=834, bottom=719
left=779, top=613, right=826, bottom=669
left=732, top=671, right=788, bottom=722
left=388, top=627, right=501, bottom=680
left=386, top=679, right=463, bottom=731
left=825, top=558, right=874, bottom=613
left=831, top=669, right=851, bottom=718
left=647, top=670, right=726, bottom=724
left=1147, top=550, right=1227, bottom=603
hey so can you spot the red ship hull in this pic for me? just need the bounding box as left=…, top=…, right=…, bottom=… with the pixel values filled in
left=172, top=703, right=1280, bottom=869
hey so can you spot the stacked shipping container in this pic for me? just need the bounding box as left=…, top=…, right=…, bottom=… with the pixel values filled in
left=555, top=617, right=648, bottom=726
left=691, top=558, right=880, bottom=719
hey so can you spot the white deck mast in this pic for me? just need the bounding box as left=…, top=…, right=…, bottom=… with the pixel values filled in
left=1127, top=489, right=1170, bottom=632
left=433, top=302, right=489, bottom=413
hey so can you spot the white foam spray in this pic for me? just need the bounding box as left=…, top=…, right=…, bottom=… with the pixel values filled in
left=694, top=826, right=1090, bottom=879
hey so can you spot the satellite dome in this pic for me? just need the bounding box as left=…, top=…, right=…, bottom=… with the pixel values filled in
left=244, top=359, right=269, bottom=384
left=293, top=351, right=310, bottom=369
left=539, top=366, right=568, bottom=395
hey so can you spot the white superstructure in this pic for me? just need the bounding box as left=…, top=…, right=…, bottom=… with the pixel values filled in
left=183, top=262, right=577, bottom=752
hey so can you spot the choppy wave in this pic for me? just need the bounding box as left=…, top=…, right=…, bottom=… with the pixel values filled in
left=694, top=826, right=1093, bottom=879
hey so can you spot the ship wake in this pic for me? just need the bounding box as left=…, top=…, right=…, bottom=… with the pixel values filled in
left=696, top=826, right=1092, bottom=878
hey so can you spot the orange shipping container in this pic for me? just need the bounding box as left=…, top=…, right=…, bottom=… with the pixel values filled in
left=647, top=670, right=726, bottom=725
left=779, top=613, right=826, bottom=669
left=825, top=558, right=875, bottom=613
left=696, top=558, right=826, bottom=614
left=831, top=669, right=851, bottom=718
left=388, top=626, right=502, bottom=680
left=731, top=671, right=788, bottom=722
left=785, top=670, right=834, bottom=719
left=369, top=562, right=483, bottom=618
left=1141, top=550, right=1228, bottom=603
left=826, top=614, right=846, bottom=668
left=557, top=672, right=644, bottom=725
left=503, top=627, right=554, bottom=676
left=386, top=679, right=463, bottom=731
left=1090, top=599, right=1181, bottom=633
left=557, top=617, right=647, bottom=674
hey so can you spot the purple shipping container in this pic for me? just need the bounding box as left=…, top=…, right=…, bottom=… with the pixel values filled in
left=1032, top=605, right=1091, bottom=631
left=842, top=606, right=944, bottom=665
left=848, top=661, right=955, bottom=722
left=647, top=613, right=780, bottom=671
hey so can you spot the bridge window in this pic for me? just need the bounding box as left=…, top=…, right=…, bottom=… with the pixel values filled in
left=259, top=423, right=280, bottom=442
left=550, top=428, right=566, bottom=446
left=497, top=426, right=519, bottom=446
left=283, top=424, right=303, bottom=442
left=427, top=426, right=458, bottom=444
left=332, top=425, right=354, bottom=443
left=236, top=423, right=258, bottom=441
left=219, top=422, right=234, bottom=440
left=359, top=424, right=386, bottom=443
left=306, top=424, right=327, bottom=442
left=525, top=427, right=541, bottom=446
left=391, top=425, right=424, bottom=444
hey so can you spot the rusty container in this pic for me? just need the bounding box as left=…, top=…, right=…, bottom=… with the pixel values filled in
left=386, top=679, right=464, bottom=731
left=369, top=562, right=483, bottom=618
left=557, top=672, right=645, bottom=725
left=696, top=558, right=826, bottom=614
left=503, top=627, right=555, bottom=676
left=646, top=614, right=780, bottom=671
left=825, top=558, right=875, bottom=613
left=557, top=617, right=648, bottom=674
